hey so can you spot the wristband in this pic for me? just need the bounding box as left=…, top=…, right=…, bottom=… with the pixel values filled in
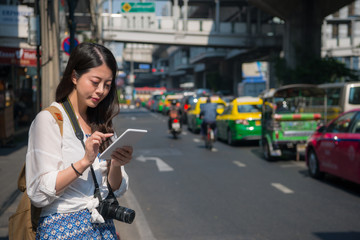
left=71, top=163, right=82, bottom=176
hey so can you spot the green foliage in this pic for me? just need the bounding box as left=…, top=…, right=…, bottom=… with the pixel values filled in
left=274, top=57, right=359, bottom=85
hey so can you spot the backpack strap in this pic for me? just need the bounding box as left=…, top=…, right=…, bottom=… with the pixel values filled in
left=17, top=106, right=63, bottom=192
left=44, top=106, right=64, bottom=137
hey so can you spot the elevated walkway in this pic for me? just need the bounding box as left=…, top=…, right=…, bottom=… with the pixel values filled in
left=101, top=14, right=283, bottom=48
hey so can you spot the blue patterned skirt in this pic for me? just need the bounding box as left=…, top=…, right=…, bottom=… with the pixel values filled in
left=36, top=209, right=118, bottom=240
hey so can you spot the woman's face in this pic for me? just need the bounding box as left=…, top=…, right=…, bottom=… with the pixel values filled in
left=73, top=63, right=113, bottom=108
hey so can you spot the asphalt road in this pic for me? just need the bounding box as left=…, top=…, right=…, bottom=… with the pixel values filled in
left=115, top=107, right=360, bottom=240
left=1, top=107, right=359, bottom=240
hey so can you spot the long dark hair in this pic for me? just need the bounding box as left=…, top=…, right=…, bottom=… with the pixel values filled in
left=56, top=42, right=119, bottom=152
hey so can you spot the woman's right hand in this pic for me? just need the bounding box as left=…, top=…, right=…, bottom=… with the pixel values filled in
left=83, top=131, right=113, bottom=166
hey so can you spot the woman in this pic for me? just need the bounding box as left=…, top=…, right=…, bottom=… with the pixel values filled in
left=26, top=42, right=133, bottom=239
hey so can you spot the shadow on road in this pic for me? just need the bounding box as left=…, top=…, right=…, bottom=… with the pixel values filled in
left=298, top=169, right=360, bottom=198
left=314, top=231, right=360, bottom=240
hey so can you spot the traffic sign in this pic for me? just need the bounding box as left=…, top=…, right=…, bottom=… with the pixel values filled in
left=121, top=2, right=155, bottom=13
left=62, top=37, right=79, bottom=56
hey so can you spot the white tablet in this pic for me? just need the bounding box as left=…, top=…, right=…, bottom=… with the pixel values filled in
left=99, top=128, right=147, bottom=160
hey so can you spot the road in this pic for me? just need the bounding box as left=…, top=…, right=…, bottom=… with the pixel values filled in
left=115, top=107, right=360, bottom=240
left=0, top=107, right=359, bottom=240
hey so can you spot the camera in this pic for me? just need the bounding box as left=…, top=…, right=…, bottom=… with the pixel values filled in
left=97, top=192, right=135, bottom=224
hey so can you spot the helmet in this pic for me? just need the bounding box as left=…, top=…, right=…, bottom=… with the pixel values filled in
left=171, top=100, right=178, bottom=106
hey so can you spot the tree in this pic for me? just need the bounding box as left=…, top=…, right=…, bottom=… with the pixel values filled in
left=274, top=56, right=359, bottom=86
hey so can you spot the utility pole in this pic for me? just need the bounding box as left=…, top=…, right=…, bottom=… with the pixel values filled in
left=66, top=0, right=79, bottom=54
left=34, top=0, right=41, bottom=113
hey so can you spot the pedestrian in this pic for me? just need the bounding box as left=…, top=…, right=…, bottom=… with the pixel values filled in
left=26, top=42, right=133, bottom=239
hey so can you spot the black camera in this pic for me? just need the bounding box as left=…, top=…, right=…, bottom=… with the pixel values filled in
left=97, top=192, right=135, bottom=224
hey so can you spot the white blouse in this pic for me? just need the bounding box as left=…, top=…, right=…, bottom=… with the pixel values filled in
left=26, top=102, right=128, bottom=222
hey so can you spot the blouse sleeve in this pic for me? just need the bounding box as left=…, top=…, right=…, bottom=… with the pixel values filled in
left=26, top=110, right=63, bottom=208
left=113, top=166, right=129, bottom=197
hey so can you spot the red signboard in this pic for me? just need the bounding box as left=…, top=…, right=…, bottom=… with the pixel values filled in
left=0, top=47, right=38, bottom=67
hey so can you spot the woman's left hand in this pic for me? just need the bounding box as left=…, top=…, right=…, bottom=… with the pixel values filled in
left=111, top=146, right=133, bottom=167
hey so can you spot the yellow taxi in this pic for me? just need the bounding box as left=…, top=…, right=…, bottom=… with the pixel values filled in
left=187, top=96, right=226, bottom=133
left=216, top=96, right=262, bottom=145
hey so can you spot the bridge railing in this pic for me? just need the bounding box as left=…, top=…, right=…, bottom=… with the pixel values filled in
left=101, top=13, right=284, bottom=37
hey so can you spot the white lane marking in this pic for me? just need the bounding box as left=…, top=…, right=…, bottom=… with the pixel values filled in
left=280, top=162, right=306, bottom=168
left=116, top=189, right=157, bottom=240
left=150, top=113, right=159, bottom=118
left=271, top=183, right=294, bottom=194
left=211, top=148, right=218, bottom=152
left=193, top=138, right=201, bottom=143
left=233, top=161, right=246, bottom=167
left=131, top=117, right=136, bottom=120
left=137, top=155, right=174, bottom=172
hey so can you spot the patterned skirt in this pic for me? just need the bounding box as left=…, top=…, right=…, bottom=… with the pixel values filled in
left=36, top=209, right=118, bottom=240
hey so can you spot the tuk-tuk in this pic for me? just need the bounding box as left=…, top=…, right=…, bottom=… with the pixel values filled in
left=260, top=84, right=326, bottom=161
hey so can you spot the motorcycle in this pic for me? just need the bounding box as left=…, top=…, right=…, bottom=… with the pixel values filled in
left=170, top=118, right=182, bottom=139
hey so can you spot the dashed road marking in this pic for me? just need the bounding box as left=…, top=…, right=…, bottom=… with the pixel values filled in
left=233, top=161, right=246, bottom=167
left=271, top=183, right=294, bottom=194
left=193, top=138, right=201, bottom=143
left=280, top=162, right=306, bottom=168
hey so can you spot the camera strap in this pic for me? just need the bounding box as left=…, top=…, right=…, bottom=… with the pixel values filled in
left=62, top=98, right=102, bottom=202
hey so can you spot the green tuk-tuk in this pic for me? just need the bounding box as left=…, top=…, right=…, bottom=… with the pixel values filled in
left=260, top=84, right=326, bottom=161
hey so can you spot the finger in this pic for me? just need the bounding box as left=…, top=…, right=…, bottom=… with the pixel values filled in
left=115, top=148, right=132, bottom=157
left=101, top=133, right=114, bottom=138
left=122, top=146, right=133, bottom=154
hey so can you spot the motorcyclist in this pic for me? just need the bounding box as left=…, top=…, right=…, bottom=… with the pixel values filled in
left=168, top=99, right=181, bottom=131
left=200, top=96, right=218, bottom=138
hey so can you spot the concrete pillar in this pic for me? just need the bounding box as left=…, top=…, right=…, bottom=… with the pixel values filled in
left=40, top=0, right=60, bottom=109
left=202, top=71, right=206, bottom=88
left=183, top=0, right=188, bottom=31
left=268, top=51, right=279, bottom=89
left=215, top=0, right=220, bottom=32
left=283, top=0, right=323, bottom=69
left=232, top=61, right=242, bottom=96
left=173, top=0, right=180, bottom=31
left=246, top=6, right=252, bottom=35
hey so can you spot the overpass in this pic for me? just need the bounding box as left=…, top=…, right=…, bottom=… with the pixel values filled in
left=98, top=0, right=355, bottom=67
left=249, top=0, right=355, bottom=68
left=101, top=14, right=283, bottom=49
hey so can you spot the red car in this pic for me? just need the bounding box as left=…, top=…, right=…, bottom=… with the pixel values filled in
left=306, top=108, right=360, bottom=184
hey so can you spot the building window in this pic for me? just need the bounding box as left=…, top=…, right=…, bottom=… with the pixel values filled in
left=332, top=24, right=339, bottom=38
left=345, top=57, right=351, bottom=68
left=348, top=22, right=352, bottom=37
left=348, top=2, right=355, bottom=17
left=353, top=57, right=359, bottom=70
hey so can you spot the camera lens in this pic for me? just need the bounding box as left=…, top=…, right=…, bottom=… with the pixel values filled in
left=114, top=206, right=136, bottom=224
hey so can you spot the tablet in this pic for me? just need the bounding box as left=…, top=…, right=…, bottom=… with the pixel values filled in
left=99, top=128, right=147, bottom=160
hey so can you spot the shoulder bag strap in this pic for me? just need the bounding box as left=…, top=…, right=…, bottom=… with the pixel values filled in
left=61, top=98, right=102, bottom=202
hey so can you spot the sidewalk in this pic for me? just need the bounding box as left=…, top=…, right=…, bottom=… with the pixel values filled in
left=0, top=127, right=30, bottom=239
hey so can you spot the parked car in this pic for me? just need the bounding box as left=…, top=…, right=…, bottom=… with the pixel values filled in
left=306, top=108, right=360, bottom=185
left=187, top=96, right=226, bottom=133
left=260, top=84, right=326, bottom=160
left=216, top=96, right=262, bottom=145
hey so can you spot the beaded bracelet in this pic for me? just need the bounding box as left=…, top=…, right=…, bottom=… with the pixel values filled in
left=71, top=163, right=82, bottom=176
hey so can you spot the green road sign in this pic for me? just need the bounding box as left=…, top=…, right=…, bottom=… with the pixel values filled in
left=121, top=2, right=155, bottom=13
